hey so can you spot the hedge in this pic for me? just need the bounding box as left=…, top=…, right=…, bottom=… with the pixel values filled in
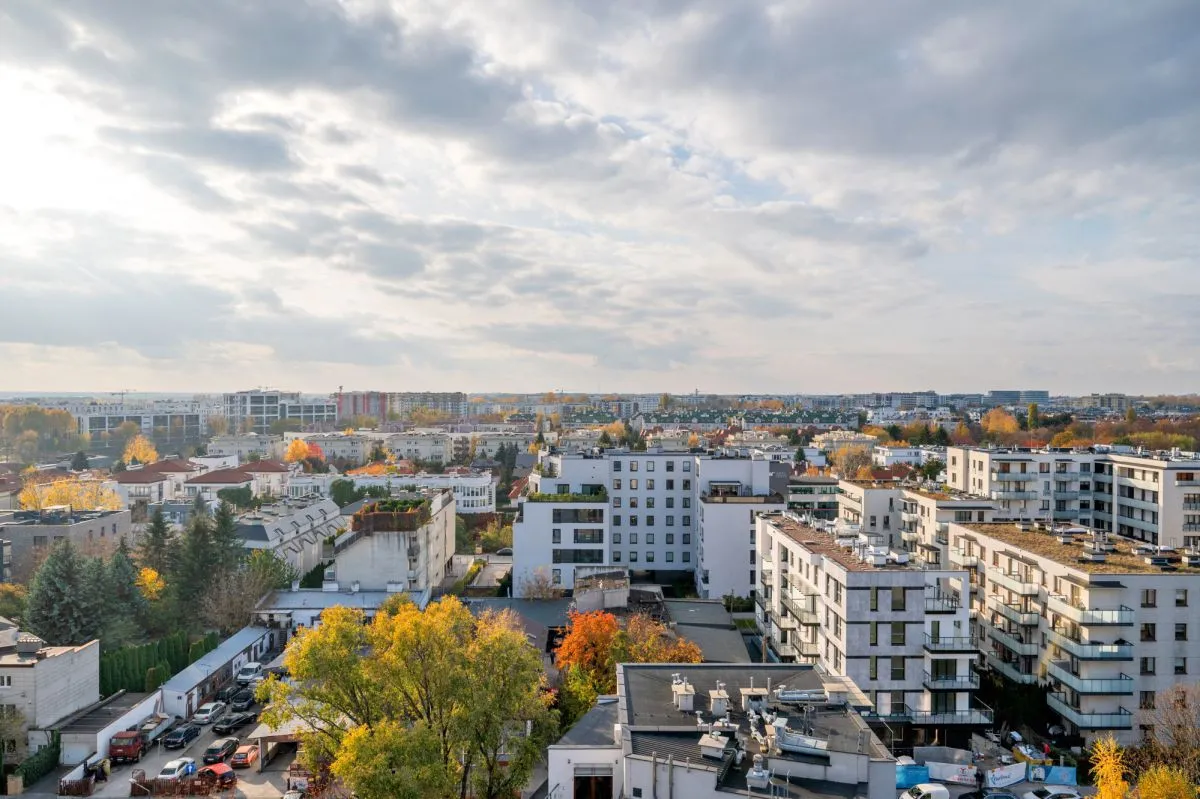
left=100, top=631, right=220, bottom=697
left=15, top=731, right=59, bottom=785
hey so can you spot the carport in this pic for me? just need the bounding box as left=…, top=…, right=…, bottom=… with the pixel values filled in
left=54, top=691, right=161, bottom=766
left=245, top=715, right=312, bottom=773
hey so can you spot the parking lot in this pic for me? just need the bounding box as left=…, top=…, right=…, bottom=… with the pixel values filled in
left=87, top=717, right=298, bottom=798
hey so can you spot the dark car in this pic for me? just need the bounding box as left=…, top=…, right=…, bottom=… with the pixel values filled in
left=202, top=737, right=239, bottom=764
left=161, top=724, right=201, bottom=750
left=212, top=711, right=258, bottom=735
left=230, top=688, right=256, bottom=712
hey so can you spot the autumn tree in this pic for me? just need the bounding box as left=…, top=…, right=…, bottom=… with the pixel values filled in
left=123, top=434, right=158, bottom=465
left=201, top=551, right=296, bottom=633
left=284, top=438, right=311, bottom=463
left=687, top=432, right=701, bottom=448
left=950, top=421, right=976, bottom=445
left=207, top=416, right=229, bottom=437
left=980, top=408, right=1021, bottom=437
left=1135, top=764, right=1196, bottom=799
left=18, top=475, right=122, bottom=511
left=1131, top=683, right=1200, bottom=783
left=0, top=583, right=28, bottom=623
left=1027, top=403, right=1040, bottom=430
left=1091, top=735, right=1130, bottom=799
left=832, top=446, right=872, bottom=477
left=520, top=567, right=562, bottom=599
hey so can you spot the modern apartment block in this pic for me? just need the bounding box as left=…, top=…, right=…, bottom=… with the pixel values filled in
left=787, top=475, right=840, bottom=521
left=755, top=512, right=989, bottom=748
left=222, top=390, right=337, bottom=434
left=288, top=471, right=498, bottom=514
left=946, top=446, right=1200, bottom=547
left=836, top=480, right=901, bottom=548
left=61, top=398, right=215, bottom=440
left=390, top=392, right=468, bottom=419
left=947, top=520, right=1200, bottom=744
left=0, top=508, right=132, bottom=577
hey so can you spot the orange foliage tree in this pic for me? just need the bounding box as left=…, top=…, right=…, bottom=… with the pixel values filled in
left=284, top=438, right=310, bottom=463
left=556, top=610, right=702, bottom=696
left=123, top=434, right=158, bottom=465
left=980, top=408, right=1020, bottom=436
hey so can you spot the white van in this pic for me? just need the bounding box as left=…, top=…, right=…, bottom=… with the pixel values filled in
left=235, top=662, right=263, bottom=685
left=902, top=785, right=951, bottom=799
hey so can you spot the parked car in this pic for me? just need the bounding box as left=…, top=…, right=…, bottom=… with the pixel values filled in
left=961, top=792, right=1021, bottom=799
left=236, top=662, right=264, bottom=685
left=230, top=744, right=260, bottom=768
left=193, top=701, right=227, bottom=725
left=198, top=762, right=238, bottom=790
left=213, top=711, right=258, bottom=735
left=215, top=685, right=241, bottom=703
left=901, top=786, right=951, bottom=799
left=1023, top=789, right=1082, bottom=799
left=231, top=688, right=256, bottom=712
left=202, top=737, right=239, bottom=764
left=495, top=547, right=513, bottom=556
left=158, top=757, right=197, bottom=781
left=162, top=724, right=202, bottom=750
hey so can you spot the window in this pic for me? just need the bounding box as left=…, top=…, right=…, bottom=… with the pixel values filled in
left=629, top=497, right=639, bottom=508
left=633, top=789, right=642, bottom=798
left=666, top=497, right=674, bottom=508
left=682, top=516, right=691, bottom=527
left=629, top=552, right=638, bottom=562
left=870, top=588, right=879, bottom=611
left=1176, top=658, right=1188, bottom=675
left=683, top=552, right=691, bottom=562
left=749, top=550, right=756, bottom=563
left=666, top=552, right=674, bottom=562
left=612, top=532, right=621, bottom=544
left=1142, top=588, right=1157, bottom=608
left=683, top=461, right=691, bottom=472
left=613, top=551, right=622, bottom=562
left=647, top=461, right=655, bottom=472
left=1178, top=589, right=1189, bottom=607
left=1141, top=657, right=1156, bottom=675
left=1140, top=691, right=1156, bottom=710
left=630, top=479, right=638, bottom=490
left=647, top=552, right=655, bottom=562
left=666, top=479, right=674, bottom=489
left=667, top=461, right=675, bottom=472
left=682, top=533, right=691, bottom=544
left=869, top=515, right=877, bottom=528
left=630, top=461, right=639, bottom=472
left=574, top=529, right=604, bottom=544
left=869, top=656, right=878, bottom=680
left=1141, top=623, right=1157, bottom=642
left=629, top=532, right=638, bottom=544
left=551, top=528, right=561, bottom=544
left=646, top=533, right=655, bottom=544
left=0, top=676, right=9, bottom=688
left=683, top=479, right=691, bottom=489
left=682, top=497, right=691, bottom=508
left=666, top=515, right=675, bottom=526
left=870, top=623, right=878, bottom=646
left=613, top=462, right=622, bottom=472
left=613, top=516, right=622, bottom=527
left=646, top=497, right=655, bottom=509
left=612, top=479, right=622, bottom=490
left=552, top=569, right=562, bottom=585
left=890, top=657, right=905, bottom=681
left=891, top=587, right=906, bottom=612
left=666, top=533, right=674, bottom=544
left=1177, top=623, right=1188, bottom=642
left=646, top=515, right=655, bottom=527
left=891, top=622, right=905, bottom=646
left=612, top=497, right=622, bottom=508
left=647, top=479, right=655, bottom=490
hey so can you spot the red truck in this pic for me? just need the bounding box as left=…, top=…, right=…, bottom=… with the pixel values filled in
left=108, top=730, right=146, bottom=764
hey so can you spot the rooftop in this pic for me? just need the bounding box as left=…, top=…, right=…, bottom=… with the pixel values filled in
left=763, top=513, right=940, bottom=573
left=162, top=627, right=269, bottom=692
left=56, top=691, right=150, bottom=734
left=903, top=486, right=993, bottom=505
left=186, top=468, right=252, bottom=485
left=958, top=522, right=1200, bottom=576
left=555, top=699, right=619, bottom=748
left=112, top=469, right=170, bottom=484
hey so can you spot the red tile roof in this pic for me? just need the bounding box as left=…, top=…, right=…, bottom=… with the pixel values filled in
left=240, top=460, right=289, bottom=473
left=186, top=468, right=253, bottom=485
left=141, top=459, right=199, bottom=474
left=114, top=470, right=170, bottom=484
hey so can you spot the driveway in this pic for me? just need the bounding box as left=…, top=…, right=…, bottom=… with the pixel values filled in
left=475, top=554, right=512, bottom=589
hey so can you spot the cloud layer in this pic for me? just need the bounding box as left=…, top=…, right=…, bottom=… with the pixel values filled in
left=1, top=0, right=1198, bottom=393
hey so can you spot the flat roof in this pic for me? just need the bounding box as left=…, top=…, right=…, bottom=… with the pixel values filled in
left=555, top=699, right=619, bottom=748
left=903, top=487, right=991, bottom=504
left=763, top=515, right=928, bottom=573
left=161, top=627, right=269, bottom=693
left=958, top=523, right=1200, bottom=576
left=57, top=692, right=151, bottom=734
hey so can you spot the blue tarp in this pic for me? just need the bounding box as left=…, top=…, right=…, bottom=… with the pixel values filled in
left=1028, top=764, right=1078, bottom=785
left=897, top=765, right=931, bottom=789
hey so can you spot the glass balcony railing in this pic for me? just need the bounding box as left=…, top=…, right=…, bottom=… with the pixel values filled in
left=992, top=472, right=1033, bottom=481
left=1047, top=628, right=1134, bottom=660
left=992, top=601, right=1041, bottom=627
left=989, top=570, right=1041, bottom=596
left=989, top=627, right=1039, bottom=657
left=985, top=651, right=1038, bottom=684
left=924, top=634, right=978, bottom=652
left=950, top=549, right=979, bottom=568
left=1046, top=661, right=1134, bottom=695
left=910, top=708, right=994, bottom=726
left=1046, top=595, right=1134, bottom=626
left=923, top=671, right=981, bottom=691
left=925, top=592, right=961, bottom=613
left=993, top=490, right=1038, bottom=499
left=1047, top=693, right=1133, bottom=729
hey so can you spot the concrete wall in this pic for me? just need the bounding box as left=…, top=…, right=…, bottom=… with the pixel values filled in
left=60, top=692, right=161, bottom=766
left=32, top=641, right=100, bottom=729
left=0, top=511, right=133, bottom=578
left=623, top=755, right=714, bottom=799
left=547, top=745, right=622, bottom=799
left=697, top=499, right=783, bottom=600
left=334, top=499, right=454, bottom=592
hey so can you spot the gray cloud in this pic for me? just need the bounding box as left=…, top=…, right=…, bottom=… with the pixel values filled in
left=101, top=125, right=297, bottom=171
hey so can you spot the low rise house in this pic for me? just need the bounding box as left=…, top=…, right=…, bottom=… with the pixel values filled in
left=0, top=508, right=132, bottom=578
left=0, top=619, right=100, bottom=763
left=160, top=626, right=273, bottom=719
left=236, top=498, right=342, bottom=574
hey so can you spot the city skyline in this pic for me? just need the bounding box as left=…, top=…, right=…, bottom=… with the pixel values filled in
left=3, top=1, right=1199, bottom=394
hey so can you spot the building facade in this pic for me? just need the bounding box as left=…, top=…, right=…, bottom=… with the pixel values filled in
left=0, top=509, right=132, bottom=578
left=222, top=391, right=336, bottom=434
left=288, top=471, right=498, bottom=514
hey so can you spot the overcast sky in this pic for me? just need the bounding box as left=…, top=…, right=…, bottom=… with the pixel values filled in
left=2, top=1, right=1198, bottom=395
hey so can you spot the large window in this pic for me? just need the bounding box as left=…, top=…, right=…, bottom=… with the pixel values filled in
left=553, top=508, right=604, bottom=524
left=552, top=549, right=605, bottom=564
left=574, top=529, right=604, bottom=545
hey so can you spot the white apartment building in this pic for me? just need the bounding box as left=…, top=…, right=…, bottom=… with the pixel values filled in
left=812, top=431, right=879, bottom=457
left=0, top=622, right=99, bottom=762
left=607, top=449, right=707, bottom=578
left=872, top=445, right=945, bottom=468
left=946, top=446, right=1200, bottom=548
left=787, top=475, right=840, bottom=521
left=237, top=498, right=343, bottom=574
left=290, top=432, right=374, bottom=464
left=384, top=431, right=453, bottom=464
left=755, top=513, right=988, bottom=749
left=947, top=519, right=1200, bottom=744
left=458, top=431, right=538, bottom=459
left=207, top=434, right=286, bottom=461
left=547, top=663, right=896, bottom=799
left=897, top=488, right=998, bottom=567
left=695, top=455, right=788, bottom=600
left=222, top=391, right=336, bottom=435
left=837, top=480, right=902, bottom=549
left=288, top=471, right=498, bottom=514
left=62, top=398, right=217, bottom=440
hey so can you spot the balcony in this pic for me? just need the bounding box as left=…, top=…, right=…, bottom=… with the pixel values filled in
left=862, top=704, right=912, bottom=724
left=993, top=490, right=1038, bottom=500
left=1053, top=491, right=1081, bottom=500
left=910, top=707, right=994, bottom=726
left=990, top=627, right=1039, bottom=657
left=992, top=601, right=1040, bottom=627
left=989, top=570, right=1041, bottom=596
left=1185, top=523, right=1200, bottom=532
left=761, top=568, right=774, bottom=585
left=901, top=529, right=919, bottom=542
left=949, top=549, right=979, bottom=568
left=985, top=651, right=1038, bottom=684
left=1118, top=496, right=1160, bottom=512
left=1053, top=509, right=1076, bottom=520
left=935, top=533, right=950, bottom=546
left=1046, top=661, right=1134, bottom=695
left=1047, top=693, right=1133, bottom=729
left=1046, top=595, right=1133, bottom=626
left=1175, top=478, right=1200, bottom=487
left=779, top=593, right=819, bottom=625
left=797, top=639, right=820, bottom=658
left=924, top=634, right=978, bottom=653
left=1116, top=515, right=1158, bottom=534
left=925, top=592, right=961, bottom=613
left=992, top=472, right=1033, bottom=482
left=923, top=671, right=981, bottom=691
left=1183, top=502, right=1200, bottom=511
left=1046, top=628, right=1134, bottom=661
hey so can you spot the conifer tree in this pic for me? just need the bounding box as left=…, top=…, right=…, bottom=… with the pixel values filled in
left=139, top=507, right=174, bottom=574
left=211, top=501, right=244, bottom=572
left=26, top=540, right=91, bottom=645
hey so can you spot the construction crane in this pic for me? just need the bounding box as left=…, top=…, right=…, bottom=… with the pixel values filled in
left=111, top=389, right=137, bottom=403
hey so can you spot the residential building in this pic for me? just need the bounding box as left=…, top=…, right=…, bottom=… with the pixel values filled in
left=288, top=471, right=497, bottom=514
left=896, top=487, right=998, bottom=567
left=986, top=390, right=1049, bottom=407
left=236, top=498, right=342, bottom=574
left=184, top=468, right=253, bottom=501
left=811, top=431, right=878, bottom=458
left=222, top=391, right=336, bottom=435
left=787, top=475, right=840, bottom=521
left=0, top=474, right=19, bottom=511
left=57, top=398, right=215, bottom=440
left=694, top=453, right=788, bottom=600
left=291, top=432, right=374, bottom=465
left=388, top=392, right=468, bottom=420
left=0, top=620, right=99, bottom=762
left=755, top=513, right=987, bottom=748
left=949, top=520, right=1200, bottom=744
left=0, top=509, right=132, bottom=578
left=837, top=480, right=902, bottom=549
left=207, top=434, right=286, bottom=461
left=1069, top=394, right=1133, bottom=412
left=334, top=390, right=390, bottom=422
left=547, top=662, right=895, bottom=799
left=384, top=431, right=453, bottom=464
left=871, top=445, right=942, bottom=468
left=454, top=430, right=537, bottom=460
left=0, top=540, right=11, bottom=582
left=183, top=460, right=291, bottom=502
left=111, top=458, right=203, bottom=507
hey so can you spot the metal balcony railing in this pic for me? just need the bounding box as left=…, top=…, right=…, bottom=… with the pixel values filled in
left=1047, top=628, right=1134, bottom=661
left=1047, top=693, right=1133, bottom=729
left=922, top=671, right=981, bottom=691
left=923, top=634, right=978, bottom=653
left=984, top=651, right=1038, bottom=684
left=1046, top=595, right=1133, bottom=626
left=1046, top=661, right=1134, bottom=695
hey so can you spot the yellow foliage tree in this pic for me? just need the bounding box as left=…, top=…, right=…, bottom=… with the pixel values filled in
left=854, top=465, right=875, bottom=479
left=833, top=446, right=872, bottom=477
left=18, top=476, right=122, bottom=511
left=861, top=425, right=891, bottom=442
left=981, top=408, right=1020, bottom=435
left=687, top=433, right=701, bottom=448
left=122, top=434, right=158, bottom=465
left=284, top=438, right=310, bottom=463
left=1049, top=431, right=1076, bottom=448
left=136, top=567, right=166, bottom=601
left=1136, top=764, right=1197, bottom=799
left=1091, top=735, right=1130, bottom=799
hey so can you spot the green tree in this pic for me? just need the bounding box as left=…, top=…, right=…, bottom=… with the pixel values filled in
left=597, top=431, right=613, bottom=447
left=330, top=479, right=365, bottom=508
left=1126, top=406, right=1138, bottom=423
left=211, top=501, right=244, bottom=572
left=1027, top=402, right=1040, bottom=430
left=919, top=459, right=945, bottom=481
left=216, top=486, right=255, bottom=509
left=171, top=515, right=215, bottom=610
left=26, top=540, right=93, bottom=645
left=139, top=508, right=174, bottom=574
left=0, top=584, right=28, bottom=623
left=70, top=451, right=89, bottom=471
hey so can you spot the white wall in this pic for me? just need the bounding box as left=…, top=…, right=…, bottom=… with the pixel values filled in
left=547, top=745, right=622, bottom=799
left=60, top=691, right=161, bottom=766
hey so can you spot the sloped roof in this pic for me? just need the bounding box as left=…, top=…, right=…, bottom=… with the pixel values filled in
left=186, top=468, right=253, bottom=485
left=240, top=460, right=289, bottom=473
left=141, top=459, right=200, bottom=474
left=113, top=470, right=170, bottom=485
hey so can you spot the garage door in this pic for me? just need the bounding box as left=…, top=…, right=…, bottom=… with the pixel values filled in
left=61, top=738, right=94, bottom=766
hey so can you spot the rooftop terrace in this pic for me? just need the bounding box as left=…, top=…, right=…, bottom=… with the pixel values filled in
left=958, top=522, right=1200, bottom=576
left=763, top=513, right=941, bottom=573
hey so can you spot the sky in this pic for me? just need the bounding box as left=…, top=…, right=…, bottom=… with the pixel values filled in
left=1, top=1, right=1198, bottom=396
